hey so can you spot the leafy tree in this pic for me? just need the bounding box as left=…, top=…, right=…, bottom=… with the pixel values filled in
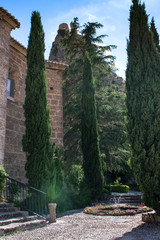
left=62, top=19, right=131, bottom=186
left=96, top=81, right=131, bottom=183
left=62, top=18, right=116, bottom=199
left=81, top=54, right=103, bottom=200
left=63, top=56, right=83, bottom=171
left=126, top=0, right=160, bottom=214
left=23, top=11, right=62, bottom=191
left=150, top=17, right=160, bottom=51
left=62, top=18, right=115, bottom=167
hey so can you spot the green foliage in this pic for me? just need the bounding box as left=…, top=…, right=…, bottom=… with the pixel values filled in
left=44, top=144, right=63, bottom=200
left=96, top=81, right=132, bottom=183
left=64, top=164, right=86, bottom=209
left=23, top=11, right=62, bottom=192
left=104, top=184, right=130, bottom=193
left=63, top=58, right=83, bottom=170
left=65, top=165, right=83, bottom=192
left=49, top=165, right=85, bottom=213
left=62, top=18, right=131, bottom=185
left=150, top=17, right=160, bottom=51
left=62, top=18, right=116, bottom=67
left=126, top=0, right=160, bottom=213
left=81, top=54, right=104, bottom=201
left=0, top=166, right=7, bottom=201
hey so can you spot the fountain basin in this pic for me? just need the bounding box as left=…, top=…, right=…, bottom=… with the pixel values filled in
left=83, top=204, right=152, bottom=216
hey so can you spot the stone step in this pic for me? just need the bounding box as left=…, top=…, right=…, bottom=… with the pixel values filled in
left=111, top=193, right=142, bottom=197
left=111, top=197, right=142, bottom=201
left=111, top=198, right=142, bottom=202
left=0, top=207, right=19, bottom=213
left=119, top=195, right=142, bottom=198
left=0, top=219, right=47, bottom=236
left=110, top=197, right=142, bottom=203
left=0, top=211, right=28, bottom=220
left=0, top=203, right=13, bottom=209
left=103, top=192, right=143, bottom=205
left=0, top=215, right=38, bottom=226
left=118, top=200, right=142, bottom=203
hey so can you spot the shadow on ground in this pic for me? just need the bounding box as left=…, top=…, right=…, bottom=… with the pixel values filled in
left=114, top=222, right=160, bottom=240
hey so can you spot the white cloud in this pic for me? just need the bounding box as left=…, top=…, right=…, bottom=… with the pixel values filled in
left=88, top=13, right=97, bottom=21
left=115, top=60, right=126, bottom=79
left=108, top=0, right=130, bottom=11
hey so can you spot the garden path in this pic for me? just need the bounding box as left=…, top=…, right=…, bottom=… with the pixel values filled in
left=4, top=209, right=160, bottom=240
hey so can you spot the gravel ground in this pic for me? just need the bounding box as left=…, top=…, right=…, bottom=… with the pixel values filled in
left=3, top=210, right=160, bottom=240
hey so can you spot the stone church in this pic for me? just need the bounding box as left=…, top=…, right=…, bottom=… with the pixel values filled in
left=0, top=7, right=68, bottom=183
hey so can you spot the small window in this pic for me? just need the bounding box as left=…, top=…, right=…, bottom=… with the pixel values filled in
left=7, top=79, right=12, bottom=96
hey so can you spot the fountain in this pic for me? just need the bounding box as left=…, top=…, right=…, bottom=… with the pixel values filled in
left=113, top=195, right=121, bottom=204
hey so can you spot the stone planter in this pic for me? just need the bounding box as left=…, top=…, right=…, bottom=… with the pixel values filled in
left=142, top=213, right=160, bottom=223
left=48, top=203, right=57, bottom=223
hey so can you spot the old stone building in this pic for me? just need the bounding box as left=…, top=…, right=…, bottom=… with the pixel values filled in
left=0, top=7, right=67, bottom=183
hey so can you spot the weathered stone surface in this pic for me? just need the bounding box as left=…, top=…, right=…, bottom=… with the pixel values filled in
left=0, top=16, right=12, bottom=165
left=46, top=62, right=65, bottom=147
left=142, top=212, right=160, bottom=223
left=1, top=8, right=67, bottom=182
left=0, top=202, right=47, bottom=236
left=49, top=23, right=69, bottom=62
left=4, top=41, right=27, bottom=183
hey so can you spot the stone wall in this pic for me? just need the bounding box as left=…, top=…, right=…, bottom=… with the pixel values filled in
left=1, top=7, right=67, bottom=183
left=46, top=61, right=65, bottom=147
left=4, top=38, right=27, bottom=182
left=3, top=40, right=67, bottom=183
left=0, top=8, right=20, bottom=165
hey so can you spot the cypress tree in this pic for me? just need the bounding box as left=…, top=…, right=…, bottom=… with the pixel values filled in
left=23, top=11, right=55, bottom=189
left=81, top=54, right=103, bottom=201
left=150, top=17, right=160, bottom=51
left=126, top=0, right=160, bottom=214
left=61, top=18, right=116, bottom=201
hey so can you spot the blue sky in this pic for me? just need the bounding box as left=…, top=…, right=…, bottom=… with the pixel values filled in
left=2, top=0, right=160, bottom=79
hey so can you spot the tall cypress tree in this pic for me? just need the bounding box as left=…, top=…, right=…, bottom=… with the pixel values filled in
left=81, top=54, right=103, bottom=201
left=126, top=0, right=160, bottom=214
left=150, top=17, right=160, bottom=51
left=23, top=11, right=55, bottom=189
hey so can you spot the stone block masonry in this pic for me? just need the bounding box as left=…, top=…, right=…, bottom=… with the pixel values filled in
left=0, top=7, right=67, bottom=183
left=0, top=7, right=20, bottom=166
left=4, top=38, right=27, bottom=182
left=46, top=61, right=66, bottom=147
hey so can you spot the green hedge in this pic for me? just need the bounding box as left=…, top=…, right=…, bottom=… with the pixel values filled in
left=104, top=184, right=130, bottom=193
left=0, top=166, right=7, bottom=201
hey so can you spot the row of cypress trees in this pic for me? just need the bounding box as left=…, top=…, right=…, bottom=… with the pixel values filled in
left=23, top=12, right=104, bottom=202
left=126, top=0, right=160, bottom=215
left=23, top=1, right=160, bottom=212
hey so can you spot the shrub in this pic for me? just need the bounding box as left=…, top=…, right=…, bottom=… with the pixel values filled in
left=104, top=184, right=130, bottom=193
left=65, top=165, right=84, bottom=193
left=64, top=165, right=85, bottom=209
left=0, top=166, right=7, bottom=201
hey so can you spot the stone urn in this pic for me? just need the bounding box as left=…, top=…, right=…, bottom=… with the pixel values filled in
left=48, top=203, right=57, bottom=223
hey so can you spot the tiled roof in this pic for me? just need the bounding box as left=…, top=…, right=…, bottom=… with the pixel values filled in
left=10, top=37, right=26, bottom=50
left=0, top=7, right=20, bottom=28
left=46, top=60, right=68, bottom=67
left=10, top=37, right=27, bottom=56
